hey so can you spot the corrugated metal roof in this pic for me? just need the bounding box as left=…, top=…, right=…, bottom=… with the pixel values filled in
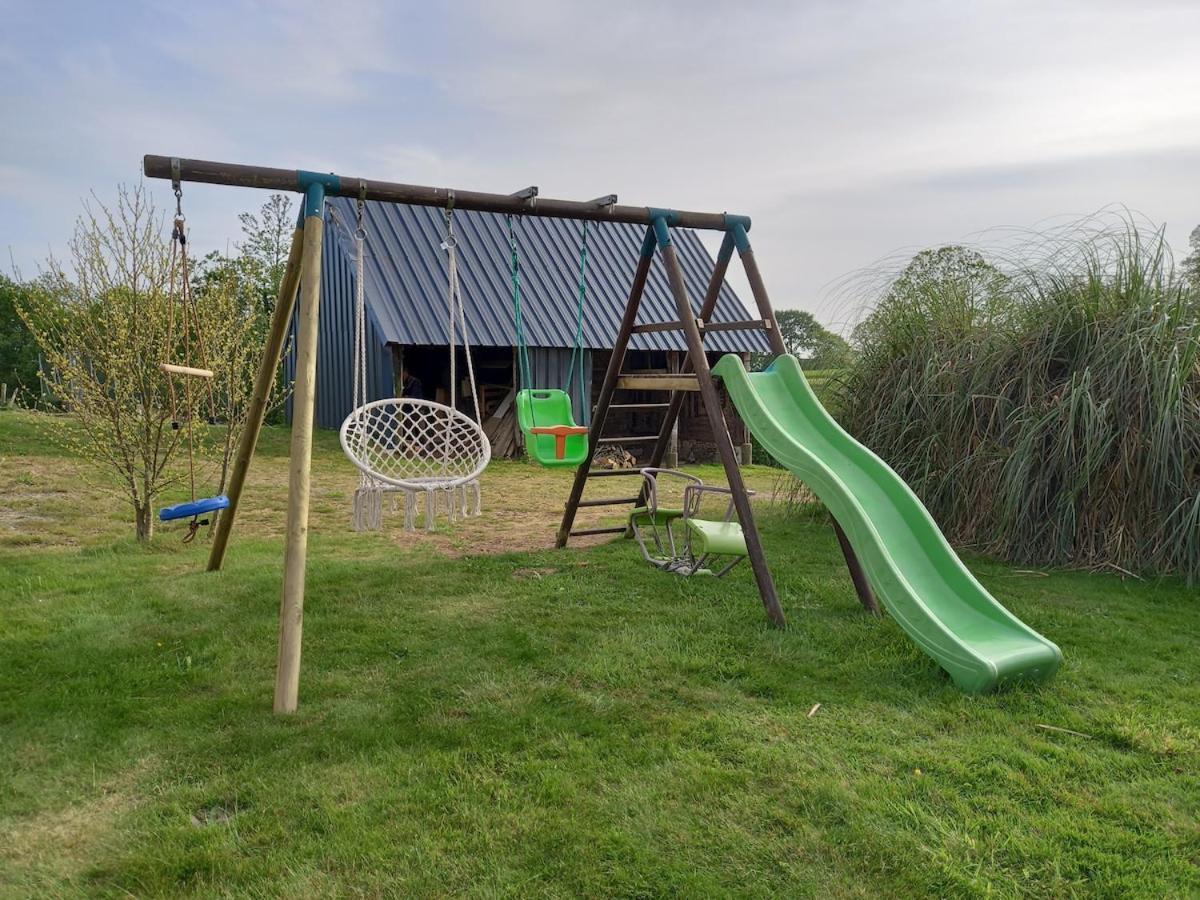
left=324, top=197, right=770, bottom=354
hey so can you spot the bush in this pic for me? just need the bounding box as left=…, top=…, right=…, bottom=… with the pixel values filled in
left=831, top=220, right=1200, bottom=582
left=0, top=276, right=41, bottom=404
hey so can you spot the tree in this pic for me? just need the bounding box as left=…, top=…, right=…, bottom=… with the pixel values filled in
left=0, top=275, right=40, bottom=403
left=17, top=185, right=262, bottom=541
left=191, top=260, right=286, bottom=504
left=853, top=245, right=1009, bottom=352
left=752, top=309, right=853, bottom=370
left=237, top=193, right=295, bottom=316
left=1183, top=225, right=1200, bottom=290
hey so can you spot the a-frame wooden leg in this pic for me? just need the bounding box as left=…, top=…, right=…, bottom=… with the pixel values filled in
left=735, top=236, right=879, bottom=615
left=275, top=201, right=325, bottom=714
left=654, top=220, right=786, bottom=629
left=642, top=232, right=736, bottom=484
left=556, top=227, right=656, bottom=548
left=207, top=219, right=305, bottom=572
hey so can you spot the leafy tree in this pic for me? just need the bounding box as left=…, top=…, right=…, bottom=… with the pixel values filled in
left=193, top=194, right=299, bottom=427
left=751, top=309, right=852, bottom=370
left=0, top=275, right=40, bottom=403
left=853, top=245, right=1009, bottom=353
left=237, top=193, right=295, bottom=316
left=1183, top=225, right=1200, bottom=289
left=17, top=185, right=263, bottom=541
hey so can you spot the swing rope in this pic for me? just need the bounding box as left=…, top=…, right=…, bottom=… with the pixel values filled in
left=507, top=214, right=533, bottom=395
left=443, top=201, right=482, bottom=424
left=352, top=187, right=368, bottom=418
left=159, top=178, right=227, bottom=538
left=508, top=216, right=589, bottom=413
left=564, top=221, right=589, bottom=407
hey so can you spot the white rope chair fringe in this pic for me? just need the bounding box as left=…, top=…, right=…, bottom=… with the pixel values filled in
left=351, top=471, right=482, bottom=534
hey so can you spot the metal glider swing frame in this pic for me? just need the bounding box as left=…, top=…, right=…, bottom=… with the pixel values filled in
left=143, top=154, right=878, bottom=715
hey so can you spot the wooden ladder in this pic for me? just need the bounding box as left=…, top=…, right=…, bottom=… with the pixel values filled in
left=554, top=220, right=878, bottom=628
left=555, top=222, right=792, bottom=626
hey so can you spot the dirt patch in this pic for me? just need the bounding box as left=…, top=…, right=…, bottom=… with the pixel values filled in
left=511, top=566, right=560, bottom=581
left=0, top=757, right=154, bottom=890
left=3, top=410, right=784, bottom=558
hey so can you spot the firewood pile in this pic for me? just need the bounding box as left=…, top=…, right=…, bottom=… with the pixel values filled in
left=593, top=445, right=637, bottom=469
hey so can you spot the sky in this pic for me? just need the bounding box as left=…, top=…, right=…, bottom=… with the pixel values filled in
left=2, top=0, right=1197, bottom=333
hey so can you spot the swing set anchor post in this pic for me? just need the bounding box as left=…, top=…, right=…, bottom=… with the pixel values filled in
left=275, top=183, right=326, bottom=714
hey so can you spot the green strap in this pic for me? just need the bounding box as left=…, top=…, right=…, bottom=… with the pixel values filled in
left=564, top=222, right=589, bottom=412
left=507, top=215, right=532, bottom=393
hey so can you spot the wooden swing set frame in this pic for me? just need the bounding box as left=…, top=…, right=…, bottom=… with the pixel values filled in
left=143, top=154, right=876, bottom=714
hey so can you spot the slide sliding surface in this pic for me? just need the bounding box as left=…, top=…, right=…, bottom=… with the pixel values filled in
left=713, top=354, right=1061, bottom=693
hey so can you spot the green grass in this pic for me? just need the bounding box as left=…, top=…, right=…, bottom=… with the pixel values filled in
left=1, top=410, right=1198, bottom=897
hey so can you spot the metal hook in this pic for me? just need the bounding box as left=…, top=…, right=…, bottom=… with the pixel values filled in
left=351, top=181, right=367, bottom=242
left=442, top=192, right=457, bottom=251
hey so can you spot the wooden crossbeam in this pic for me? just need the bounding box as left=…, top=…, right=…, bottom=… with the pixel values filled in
left=700, top=318, right=771, bottom=333
left=616, top=374, right=699, bottom=391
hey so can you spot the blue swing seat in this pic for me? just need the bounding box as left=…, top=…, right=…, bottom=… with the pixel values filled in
left=158, top=495, right=230, bottom=522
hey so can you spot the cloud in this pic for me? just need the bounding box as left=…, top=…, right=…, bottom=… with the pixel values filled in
left=1, top=0, right=1197, bottom=322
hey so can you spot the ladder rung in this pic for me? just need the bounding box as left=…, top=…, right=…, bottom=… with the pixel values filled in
left=630, top=320, right=683, bottom=334
left=701, top=318, right=771, bottom=333
left=598, top=436, right=658, bottom=444
left=576, top=496, right=639, bottom=508
left=570, top=526, right=628, bottom=537
left=617, top=374, right=699, bottom=391
left=586, top=469, right=644, bottom=477
left=606, top=403, right=670, bottom=410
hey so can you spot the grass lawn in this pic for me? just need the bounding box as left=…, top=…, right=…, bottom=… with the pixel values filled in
left=1, top=408, right=1197, bottom=897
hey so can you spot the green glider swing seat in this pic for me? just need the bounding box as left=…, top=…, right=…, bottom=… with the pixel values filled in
left=508, top=215, right=592, bottom=468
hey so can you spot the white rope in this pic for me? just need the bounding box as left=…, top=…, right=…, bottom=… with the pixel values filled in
left=441, top=206, right=483, bottom=467
left=456, top=266, right=483, bottom=424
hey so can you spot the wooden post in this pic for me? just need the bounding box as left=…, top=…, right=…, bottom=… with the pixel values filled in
left=665, top=351, right=680, bottom=468
left=274, top=202, right=324, bottom=714
left=391, top=345, right=404, bottom=396
left=643, top=233, right=734, bottom=475
left=656, top=221, right=786, bottom=629
left=207, top=222, right=305, bottom=572
left=731, top=226, right=878, bottom=616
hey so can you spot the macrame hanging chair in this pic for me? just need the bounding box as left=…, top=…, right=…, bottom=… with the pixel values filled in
left=339, top=195, right=491, bottom=532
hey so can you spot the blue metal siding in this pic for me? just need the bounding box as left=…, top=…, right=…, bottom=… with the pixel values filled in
left=324, top=197, right=771, bottom=355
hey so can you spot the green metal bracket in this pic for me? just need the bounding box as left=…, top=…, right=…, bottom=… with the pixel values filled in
left=646, top=206, right=681, bottom=225
left=651, top=216, right=671, bottom=250
left=729, top=221, right=752, bottom=254
left=715, top=231, right=736, bottom=266
left=724, top=213, right=751, bottom=232
left=297, top=171, right=340, bottom=218
left=639, top=224, right=658, bottom=259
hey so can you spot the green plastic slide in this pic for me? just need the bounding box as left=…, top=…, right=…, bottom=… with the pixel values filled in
left=712, top=353, right=1061, bottom=693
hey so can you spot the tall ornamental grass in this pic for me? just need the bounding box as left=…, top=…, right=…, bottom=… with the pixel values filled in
left=832, top=219, right=1200, bottom=582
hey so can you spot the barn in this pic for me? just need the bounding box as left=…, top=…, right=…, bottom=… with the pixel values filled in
left=289, top=197, right=770, bottom=464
